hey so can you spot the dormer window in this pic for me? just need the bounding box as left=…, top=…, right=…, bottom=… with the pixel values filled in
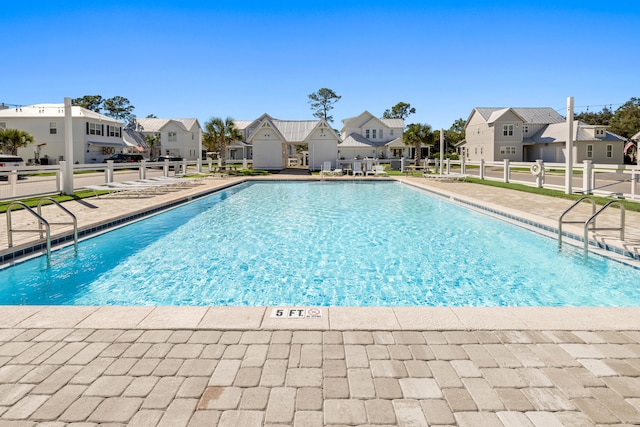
left=523, top=125, right=529, bottom=134
left=595, top=128, right=605, bottom=137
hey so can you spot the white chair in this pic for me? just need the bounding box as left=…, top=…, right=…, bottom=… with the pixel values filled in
left=322, top=161, right=332, bottom=175
left=331, top=167, right=343, bottom=176
left=352, top=161, right=364, bottom=176
left=364, top=159, right=375, bottom=176
left=373, top=165, right=388, bottom=176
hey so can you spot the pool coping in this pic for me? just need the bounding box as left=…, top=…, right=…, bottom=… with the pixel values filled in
left=3, top=305, right=640, bottom=331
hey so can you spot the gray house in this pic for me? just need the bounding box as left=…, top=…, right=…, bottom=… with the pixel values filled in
left=462, top=107, right=626, bottom=164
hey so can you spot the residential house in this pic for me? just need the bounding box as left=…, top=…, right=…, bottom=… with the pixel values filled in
left=235, top=114, right=340, bottom=171
left=339, top=111, right=406, bottom=160
left=0, top=103, right=125, bottom=164
left=135, top=118, right=202, bottom=160
left=463, top=107, right=626, bottom=164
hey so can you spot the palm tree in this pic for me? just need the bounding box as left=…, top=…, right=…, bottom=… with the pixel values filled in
left=403, top=123, right=433, bottom=163
left=203, top=117, right=242, bottom=166
left=0, top=129, right=35, bottom=155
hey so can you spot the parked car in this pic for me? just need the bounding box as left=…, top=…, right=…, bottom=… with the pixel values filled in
left=103, top=154, right=145, bottom=163
left=0, top=155, right=26, bottom=180
left=152, top=156, right=183, bottom=169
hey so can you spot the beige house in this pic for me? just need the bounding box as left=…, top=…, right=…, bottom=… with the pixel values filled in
left=463, top=107, right=626, bottom=164
left=235, top=114, right=340, bottom=171
left=339, top=111, right=406, bottom=160
left=0, top=103, right=125, bottom=164
left=135, top=118, right=202, bottom=160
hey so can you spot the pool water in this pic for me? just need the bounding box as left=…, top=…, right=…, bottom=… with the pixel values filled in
left=1, top=181, right=640, bottom=306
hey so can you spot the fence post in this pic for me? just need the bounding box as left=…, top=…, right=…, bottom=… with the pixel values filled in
left=479, top=159, right=485, bottom=180
left=503, top=159, right=510, bottom=183
left=197, top=157, right=202, bottom=174
left=446, top=158, right=451, bottom=174
left=163, top=159, right=170, bottom=177
left=9, top=170, right=17, bottom=197
left=535, top=159, right=544, bottom=188
left=106, top=160, right=114, bottom=183
left=582, top=160, right=593, bottom=195
left=461, top=157, right=466, bottom=174
left=632, top=169, right=638, bottom=200
left=400, top=157, right=405, bottom=173
left=140, top=160, right=147, bottom=180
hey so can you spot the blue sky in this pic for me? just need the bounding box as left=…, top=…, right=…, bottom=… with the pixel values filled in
left=3, top=0, right=639, bottom=130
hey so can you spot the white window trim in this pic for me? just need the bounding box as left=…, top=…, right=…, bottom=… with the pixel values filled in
left=503, top=124, right=514, bottom=136
left=586, top=144, right=593, bottom=158
left=606, top=144, right=613, bottom=158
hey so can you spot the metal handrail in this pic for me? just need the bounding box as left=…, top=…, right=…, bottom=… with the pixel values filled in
left=37, top=197, right=78, bottom=251
left=583, top=201, right=625, bottom=260
left=558, top=197, right=597, bottom=249
left=6, top=201, right=51, bottom=259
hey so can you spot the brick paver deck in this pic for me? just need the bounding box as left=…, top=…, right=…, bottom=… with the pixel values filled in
left=1, top=174, right=640, bottom=425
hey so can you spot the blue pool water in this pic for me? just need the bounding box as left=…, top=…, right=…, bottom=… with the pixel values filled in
left=1, top=181, right=640, bottom=306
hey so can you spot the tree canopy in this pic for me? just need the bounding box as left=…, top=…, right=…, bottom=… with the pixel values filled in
left=574, top=97, right=640, bottom=139
left=382, top=102, right=416, bottom=120
left=202, top=117, right=242, bottom=165
left=403, top=123, right=433, bottom=162
left=71, top=95, right=103, bottom=113
left=308, top=88, right=341, bottom=123
left=0, top=128, right=35, bottom=155
left=72, top=95, right=135, bottom=124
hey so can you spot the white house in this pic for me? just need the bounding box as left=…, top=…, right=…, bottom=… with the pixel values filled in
left=463, top=107, right=626, bottom=164
left=0, top=103, right=126, bottom=164
left=135, top=118, right=202, bottom=160
left=339, top=111, right=406, bottom=160
left=235, top=114, right=340, bottom=171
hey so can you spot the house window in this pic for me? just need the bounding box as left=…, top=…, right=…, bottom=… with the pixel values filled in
left=168, top=132, right=177, bottom=142
left=365, top=129, right=370, bottom=139
left=503, top=124, right=514, bottom=136
left=474, top=147, right=478, bottom=155
left=606, top=144, right=613, bottom=158
left=390, top=130, right=394, bottom=136
left=49, top=122, right=57, bottom=134
left=500, top=146, right=516, bottom=155
left=372, top=129, right=377, bottom=139
left=392, top=148, right=403, bottom=157
left=596, top=128, right=606, bottom=137
left=380, top=129, right=384, bottom=139
left=586, top=144, right=593, bottom=158
left=107, top=125, right=121, bottom=137
left=88, top=123, right=102, bottom=135
left=523, top=125, right=528, bottom=134
left=0, top=122, right=5, bottom=130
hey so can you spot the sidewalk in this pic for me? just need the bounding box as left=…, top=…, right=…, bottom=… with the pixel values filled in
left=1, top=175, right=640, bottom=426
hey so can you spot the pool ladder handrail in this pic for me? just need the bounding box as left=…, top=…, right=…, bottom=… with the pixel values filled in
left=6, top=198, right=79, bottom=260
left=6, top=201, right=52, bottom=259
left=37, top=197, right=78, bottom=252
left=558, top=196, right=625, bottom=259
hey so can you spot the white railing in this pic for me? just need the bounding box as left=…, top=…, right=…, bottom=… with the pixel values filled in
left=2, top=158, right=639, bottom=201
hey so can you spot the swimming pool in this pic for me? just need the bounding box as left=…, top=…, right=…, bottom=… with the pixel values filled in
left=1, top=181, right=640, bottom=306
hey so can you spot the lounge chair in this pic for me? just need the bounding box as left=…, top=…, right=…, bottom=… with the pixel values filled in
left=364, top=159, right=375, bottom=176
left=83, top=184, right=148, bottom=198
left=423, top=172, right=469, bottom=182
left=352, top=161, right=364, bottom=176
left=322, top=161, right=332, bottom=175
left=373, top=165, right=388, bottom=176
left=331, top=167, right=343, bottom=176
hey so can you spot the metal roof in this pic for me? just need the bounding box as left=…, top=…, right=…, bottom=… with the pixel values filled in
left=272, top=120, right=320, bottom=142
left=529, top=121, right=626, bottom=143
left=473, top=107, right=564, bottom=124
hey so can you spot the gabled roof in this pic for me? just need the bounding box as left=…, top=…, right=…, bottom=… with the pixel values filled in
left=341, top=110, right=405, bottom=133
left=243, top=115, right=339, bottom=143
left=528, top=121, right=626, bottom=144
left=0, top=103, right=122, bottom=124
left=339, top=132, right=393, bottom=148
left=135, top=118, right=197, bottom=132
left=123, top=129, right=148, bottom=148
left=469, top=107, right=565, bottom=126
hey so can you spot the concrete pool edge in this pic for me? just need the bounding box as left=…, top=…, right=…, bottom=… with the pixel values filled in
left=2, top=306, right=640, bottom=331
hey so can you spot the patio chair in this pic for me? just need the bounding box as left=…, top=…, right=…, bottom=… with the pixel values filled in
left=331, top=166, right=343, bottom=176
left=364, top=159, right=375, bottom=176
left=352, top=161, right=364, bottom=176
left=373, top=165, right=388, bottom=176
left=322, top=161, right=332, bottom=175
